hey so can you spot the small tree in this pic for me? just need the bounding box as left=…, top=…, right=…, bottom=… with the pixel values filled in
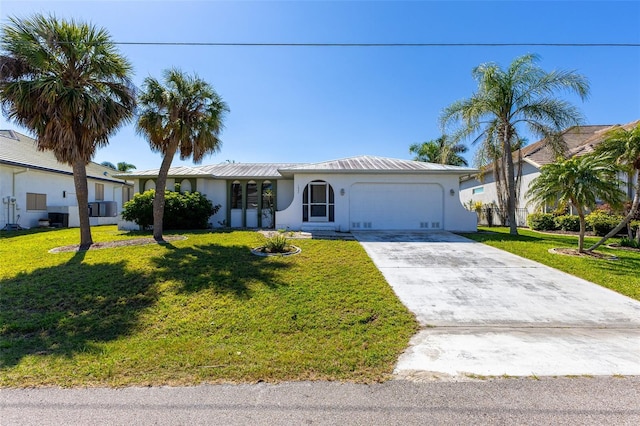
left=526, top=154, right=625, bottom=252
left=587, top=123, right=640, bottom=251
left=409, top=135, right=468, bottom=166
left=136, top=68, right=228, bottom=242
left=0, top=15, right=135, bottom=248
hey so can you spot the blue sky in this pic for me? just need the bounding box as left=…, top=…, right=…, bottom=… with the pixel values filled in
left=1, top=1, right=639, bottom=171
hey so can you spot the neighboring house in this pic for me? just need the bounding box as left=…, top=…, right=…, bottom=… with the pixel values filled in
left=460, top=120, right=640, bottom=225
left=0, top=130, right=134, bottom=229
left=119, top=155, right=478, bottom=232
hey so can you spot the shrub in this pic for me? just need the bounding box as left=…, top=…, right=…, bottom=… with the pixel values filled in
left=262, top=234, right=291, bottom=253
left=122, top=189, right=220, bottom=230
left=619, top=237, right=640, bottom=248
left=554, top=215, right=581, bottom=232
left=585, top=210, right=624, bottom=237
left=527, top=213, right=556, bottom=231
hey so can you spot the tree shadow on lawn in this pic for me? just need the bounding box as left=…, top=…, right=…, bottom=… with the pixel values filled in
left=461, top=230, right=542, bottom=243
left=0, top=251, right=158, bottom=368
left=150, top=242, right=292, bottom=298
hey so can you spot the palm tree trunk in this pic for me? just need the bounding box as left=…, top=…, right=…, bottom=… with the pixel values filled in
left=72, top=161, right=93, bottom=249
left=153, top=143, right=178, bottom=242
left=587, top=171, right=640, bottom=252
left=578, top=210, right=586, bottom=252
left=503, top=131, right=518, bottom=235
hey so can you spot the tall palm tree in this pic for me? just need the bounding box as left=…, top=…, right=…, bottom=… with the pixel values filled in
left=137, top=68, right=228, bottom=241
left=409, top=135, right=468, bottom=166
left=441, top=54, right=590, bottom=235
left=526, top=154, right=625, bottom=252
left=117, top=161, right=137, bottom=172
left=587, top=122, right=640, bottom=251
left=0, top=15, right=135, bottom=248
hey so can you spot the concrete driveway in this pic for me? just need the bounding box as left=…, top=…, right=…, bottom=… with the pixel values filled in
left=354, top=231, right=640, bottom=379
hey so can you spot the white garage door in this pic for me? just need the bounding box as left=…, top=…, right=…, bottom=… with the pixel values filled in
left=350, top=183, right=443, bottom=230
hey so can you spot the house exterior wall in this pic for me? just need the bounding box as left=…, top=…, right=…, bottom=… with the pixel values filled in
left=275, top=172, right=476, bottom=232
left=459, top=162, right=539, bottom=224
left=1, top=164, right=127, bottom=229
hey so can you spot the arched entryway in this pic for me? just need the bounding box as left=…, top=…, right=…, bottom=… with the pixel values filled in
left=302, top=180, right=334, bottom=223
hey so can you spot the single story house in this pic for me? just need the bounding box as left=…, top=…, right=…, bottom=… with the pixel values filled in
left=459, top=120, right=640, bottom=225
left=0, top=130, right=133, bottom=229
left=119, top=155, right=478, bottom=232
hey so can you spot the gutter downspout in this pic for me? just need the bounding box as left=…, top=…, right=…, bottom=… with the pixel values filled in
left=12, top=168, right=29, bottom=196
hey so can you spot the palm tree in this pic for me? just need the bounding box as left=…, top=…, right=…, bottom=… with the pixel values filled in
left=526, top=154, right=625, bottom=252
left=101, top=161, right=117, bottom=170
left=409, top=136, right=468, bottom=166
left=587, top=123, right=640, bottom=251
left=441, top=54, right=590, bottom=235
left=0, top=15, right=135, bottom=248
left=137, top=68, right=228, bottom=241
left=117, top=161, right=137, bottom=172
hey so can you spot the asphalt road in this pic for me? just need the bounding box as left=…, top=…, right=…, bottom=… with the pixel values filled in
left=2, top=378, right=639, bottom=425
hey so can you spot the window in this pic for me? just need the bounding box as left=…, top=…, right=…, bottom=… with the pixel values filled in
left=95, top=183, right=104, bottom=201
left=472, top=187, right=484, bottom=195
left=122, top=186, right=133, bottom=205
left=246, top=181, right=258, bottom=209
left=179, top=179, right=192, bottom=193
left=302, top=180, right=334, bottom=222
left=231, top=181, right=242, bottom=209
left=26, top=193, right=47, bottom=210
left=261, top=181, right=273, bottom=208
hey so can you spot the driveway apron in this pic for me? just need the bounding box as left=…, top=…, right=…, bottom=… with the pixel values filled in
left=354, top=231, right=640, bottom=379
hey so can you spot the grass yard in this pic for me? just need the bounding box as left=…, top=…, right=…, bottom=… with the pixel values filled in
left=0, top=226, right=417, bottom=387
left=460, top=227, right=640, bottom=302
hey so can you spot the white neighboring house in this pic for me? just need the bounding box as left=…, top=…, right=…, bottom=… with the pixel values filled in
left=0, top=130, right=134, bottom=230
left=119, top=155, right=478, bottom=232
left=459, top=120, right=640, bottom=226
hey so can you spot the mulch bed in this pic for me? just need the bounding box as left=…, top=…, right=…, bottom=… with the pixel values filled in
left=548, top=247, right=618, bottom=260
left=49, top=235, right=187, bottom=253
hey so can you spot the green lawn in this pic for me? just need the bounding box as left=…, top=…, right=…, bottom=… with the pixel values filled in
left=0, top=226, right=417, bottom=387
left=460, top=227, right=640, bottom=302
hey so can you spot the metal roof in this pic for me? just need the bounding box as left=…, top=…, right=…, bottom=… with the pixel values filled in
left=199, top=162, right=303, bottom=178
left=122, top=162, right=304, bottom=179
left=122, top=156, right=476, bottom=179
left=278, top=155, right=476, bottom=175
left=121, top=166, right=208, bottom=178
left=0, top=130, right=131, bottom=184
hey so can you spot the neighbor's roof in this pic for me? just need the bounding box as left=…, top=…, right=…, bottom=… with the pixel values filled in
left=520, top=125, right=613, bottom=168
left=461, top=119, right=640, bottom=182
left=0, top=130, right=130, bottom=184
left=278, top=155, right=476, bottom=176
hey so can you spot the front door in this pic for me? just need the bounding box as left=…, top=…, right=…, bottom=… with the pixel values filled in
left=309, top=182, right=328, bottom=222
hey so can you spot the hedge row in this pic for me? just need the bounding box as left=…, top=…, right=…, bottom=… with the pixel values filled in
left=527, top=212, right=629, bottom=236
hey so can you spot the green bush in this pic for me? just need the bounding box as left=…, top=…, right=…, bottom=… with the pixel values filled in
left=527, top=213, right=556, bottom=231
left=554, top=215, right=581, bottom=232
left=122, top=189, right=220, bottom=230
left=263, top=234, right=290, bottom=253
left=585, top=210, right=624, bottom=236
left=619, top=237, right=640, bottom=248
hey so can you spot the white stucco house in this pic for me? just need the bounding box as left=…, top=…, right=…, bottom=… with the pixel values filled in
left=459, top=120, right=640, bottom=226
left=0, top=130, right=133, bottom=230
left=120, top=155, right=478, bottom=232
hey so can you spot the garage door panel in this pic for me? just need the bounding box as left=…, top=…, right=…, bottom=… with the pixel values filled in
left=350, top=183, right=443, bottom=230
